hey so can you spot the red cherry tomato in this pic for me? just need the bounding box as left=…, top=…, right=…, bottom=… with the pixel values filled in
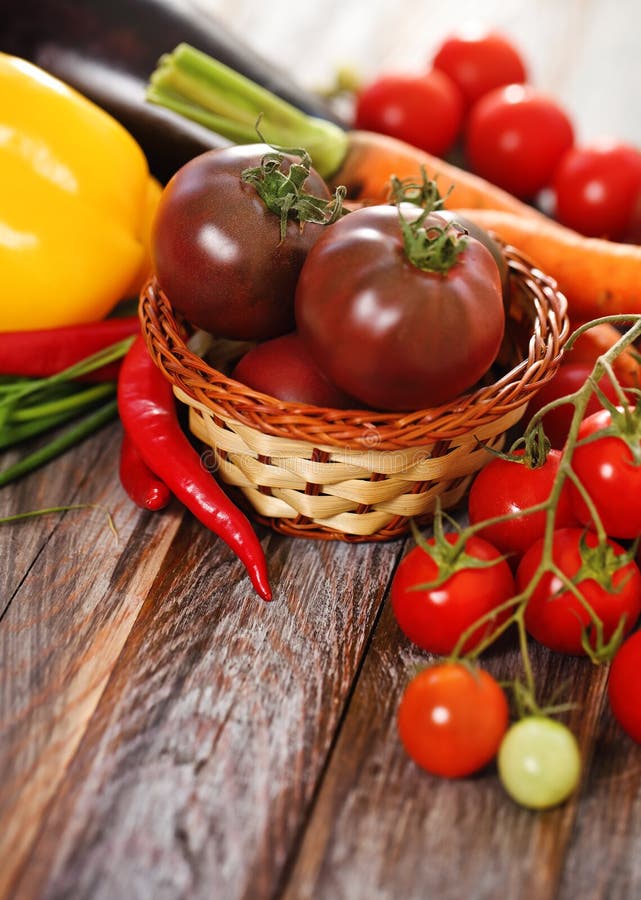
left=569, top=406, right=641, bottom=539
left=525, top=363, right=628, bottom=448
left=553, top=140, right=641, bottom=240
left=517, top=528, right=641, bottom=655
left=397, top=664, right=509, bottom=778
left=391, top=533, right=515, bottom=655
left=608, top=629, right=641, bottom=744
left=468, top=449, right=577, bottom=557
left=230, top=333, right=356, bottom=408
left=432, top=29, right=527, bottom=110
left=354, top=70, right=464, bottom=157
left=465, top=84, right=574, bottom=199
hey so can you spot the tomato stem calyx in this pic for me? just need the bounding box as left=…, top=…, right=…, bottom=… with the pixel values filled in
left=410, top=509, right=509, bottom=592
left=241, top=147, right=346, bottom=241
left=390, top=171, right=467, bottom=274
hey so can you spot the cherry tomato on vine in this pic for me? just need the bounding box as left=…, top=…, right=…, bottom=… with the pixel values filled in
left=553, top=140, right=641, bottom=240
left=608, top=629, right=641, bottom=744
left=391, top=533, right=515, bottom=654
left=295, top=204, right=505, bottom=410
left=152, top=144, right=335, bottom=340
left=524, top=363, right=626, bottom=449
left=354, top=70, right=464, bottom=157
left=468, top=448, right=577, bottom=557
left=517, top=527, right=641, bottom=655
left=432, top=29, right=527, bottom=110
left=465, top=84, right=574, bottom=199
left=498, top=717, right=581, bottom=809
left=569, top=406, right=641, bottom=539
left=397, top=663, right=509, bottom=778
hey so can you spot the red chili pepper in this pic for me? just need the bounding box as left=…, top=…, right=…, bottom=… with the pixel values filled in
left=119, top=430, right=171, bottom=511
left=0, top=317, right=140, bottom=381
left=117, top=335, right=272, bottom=601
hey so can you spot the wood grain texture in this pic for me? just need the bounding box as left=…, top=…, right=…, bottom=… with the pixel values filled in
left=3, top=2, right=641, bottom=898
left=10, top=524, right=401, bottom=900
left=0, top=424, right=184, bottom=899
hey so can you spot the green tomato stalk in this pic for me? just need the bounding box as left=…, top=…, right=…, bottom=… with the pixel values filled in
left=240, top=147, right=346, bottom=241
left=389, top=171, right=468, bottom=275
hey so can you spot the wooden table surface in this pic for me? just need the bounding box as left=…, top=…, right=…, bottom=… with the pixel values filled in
left=3, top=2, right=641, bottom=898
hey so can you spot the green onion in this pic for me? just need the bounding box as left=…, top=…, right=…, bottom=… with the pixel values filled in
left=0, top=399, right=119, bottom=488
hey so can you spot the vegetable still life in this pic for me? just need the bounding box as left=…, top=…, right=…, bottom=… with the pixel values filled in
left=4, top=4, right=641, bottom=897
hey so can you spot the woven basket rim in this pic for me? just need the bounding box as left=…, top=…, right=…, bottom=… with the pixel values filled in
left=140, top=243, right=569, bottom=452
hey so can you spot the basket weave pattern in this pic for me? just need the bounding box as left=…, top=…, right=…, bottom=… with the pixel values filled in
left=140, top=245, right=569, bottom=541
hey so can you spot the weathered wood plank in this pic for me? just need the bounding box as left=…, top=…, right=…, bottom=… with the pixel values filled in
left=0, top=424, right=184, bottom=900
left=556, top=693, right=641, bottom=900
left=10, top=525, right=403, bottom=900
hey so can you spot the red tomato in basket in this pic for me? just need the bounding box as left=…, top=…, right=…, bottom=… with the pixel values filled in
left=468, top=448, right=577, bottom=557
left=354, top=70, right=464, bottom=157
left=152, top=144, right=332, bottom=341
left=397, top=663, right=509, bottom=777
left=517, top=527, right=641, bottom=655
left=466, top=85, right=574, bottom=199
left=608, top=629, right=641, bottom=744
left=432, top=29, right=527, bottom=110
left=295, top=204, right=505, bottom=411
left=391, top=533, right=515, bottom=655
left=230, top=333, right=356, bottom=408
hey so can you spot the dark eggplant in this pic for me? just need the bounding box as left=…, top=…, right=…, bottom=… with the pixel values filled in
left=3, top=0, right=344, bottom=182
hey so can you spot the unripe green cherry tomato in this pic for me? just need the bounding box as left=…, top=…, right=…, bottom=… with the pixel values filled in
left=498, top=717, right=581, bottom=809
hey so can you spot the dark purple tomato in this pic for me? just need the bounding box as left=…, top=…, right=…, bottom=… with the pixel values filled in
left=295, top=204, right=505, bottom=411
left=151, top=144, right=331, bottom=340
left=230, top=332, right=356, bottom=408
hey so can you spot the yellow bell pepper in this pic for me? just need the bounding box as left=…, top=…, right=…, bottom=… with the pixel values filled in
left=0, top=53, right=159, bottom=331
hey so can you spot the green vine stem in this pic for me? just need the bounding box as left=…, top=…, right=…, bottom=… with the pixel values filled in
left=439, top=314, right=641, bottom=710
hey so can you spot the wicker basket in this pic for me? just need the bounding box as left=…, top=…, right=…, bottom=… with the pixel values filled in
left=139, top=244, right=569, bottom=542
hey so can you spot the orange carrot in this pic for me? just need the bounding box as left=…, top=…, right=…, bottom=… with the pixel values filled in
left=453, top=208, right=641, bottom=321
left=332, top=130, right=545, bottom=217
left=565, top=321, right=641, bottom=387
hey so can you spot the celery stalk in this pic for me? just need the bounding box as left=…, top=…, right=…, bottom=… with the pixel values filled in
left=146, top=43, right=348, bottom=179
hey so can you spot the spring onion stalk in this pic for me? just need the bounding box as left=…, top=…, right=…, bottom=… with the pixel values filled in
left=0, top=336, right=132, bottom=487
left=146, top=43, right=348, bottom=179
left=0, top=399, right=119, bottom=487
